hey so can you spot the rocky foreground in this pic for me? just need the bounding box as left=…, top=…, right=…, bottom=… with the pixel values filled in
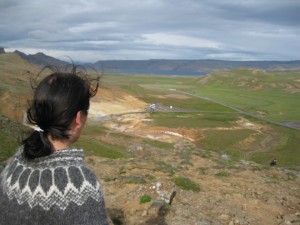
left=86, top=141, right=300, bottom=225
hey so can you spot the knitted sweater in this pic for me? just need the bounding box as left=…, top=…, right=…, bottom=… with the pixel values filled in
left=0, top=148, right=109, bottom=225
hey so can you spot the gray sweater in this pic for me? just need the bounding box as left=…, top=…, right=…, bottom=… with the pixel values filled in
left=0, top=148, right=109, bottom=225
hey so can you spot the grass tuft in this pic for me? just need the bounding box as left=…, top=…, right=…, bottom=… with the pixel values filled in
left=173, top=176, right=200, bottom=192
left=140, top=194, right=152, bottom=204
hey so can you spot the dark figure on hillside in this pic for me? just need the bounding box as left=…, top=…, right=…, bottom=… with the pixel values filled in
left=169, top=190, right=177, bottom=205
left=270, top=158, right=277, bottom=166
left=0, top=66, right=109, bottom=225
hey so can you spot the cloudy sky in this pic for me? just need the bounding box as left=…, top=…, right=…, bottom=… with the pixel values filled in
left=1, top=0, right=300, bottom=62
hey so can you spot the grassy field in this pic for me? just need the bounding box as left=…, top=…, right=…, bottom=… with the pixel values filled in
left=0, top=53, right=299, bottom=170
left=103, top=70, right=300, bottom=122
left=188, top=69, right=300, bottom=122
left=0, top=115, right=23, bottom=162
left=77, top=123, right=130, bottom=159
left=100, top=70, right=300, bottom=169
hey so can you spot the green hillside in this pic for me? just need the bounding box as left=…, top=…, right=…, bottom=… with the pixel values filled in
left=0, top=52, right=39, bottom=94
left=0, top=53, right=36, bottom=160
left=190, top=68, right=300, bottom=122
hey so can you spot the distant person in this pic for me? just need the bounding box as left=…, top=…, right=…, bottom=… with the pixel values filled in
left=0, top=66, right=109, bottom=225
left=270, top=158, right=277, bottom=166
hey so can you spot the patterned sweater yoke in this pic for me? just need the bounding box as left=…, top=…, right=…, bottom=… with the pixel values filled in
left=0, top=148, right=109, bottom=225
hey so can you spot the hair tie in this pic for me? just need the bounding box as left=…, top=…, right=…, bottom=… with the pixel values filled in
left=34, top=126, right=44, bottom=132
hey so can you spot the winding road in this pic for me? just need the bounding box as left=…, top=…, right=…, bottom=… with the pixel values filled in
left=170, top=89, right=300, bottom=131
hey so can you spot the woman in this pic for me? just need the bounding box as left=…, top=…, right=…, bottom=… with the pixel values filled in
left=0, top=66, right=109, bottom=225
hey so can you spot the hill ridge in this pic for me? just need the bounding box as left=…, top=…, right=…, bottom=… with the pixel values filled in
left=2, top=48, right=300, bottom=74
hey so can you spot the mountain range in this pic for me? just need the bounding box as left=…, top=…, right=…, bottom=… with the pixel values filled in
left=5, top=48, right=300, bottom=75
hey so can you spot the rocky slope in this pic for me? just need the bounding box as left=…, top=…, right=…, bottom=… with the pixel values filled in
left=87, top=142, right=300, bottom=225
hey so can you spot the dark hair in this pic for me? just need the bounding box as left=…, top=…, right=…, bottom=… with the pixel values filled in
left=23, top=66, right=99, bottom=159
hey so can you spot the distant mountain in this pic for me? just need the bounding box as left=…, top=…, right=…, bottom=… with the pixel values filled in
left=9, top=49, right=300, bottom=75
left=92, top=59, right=300, bottom=75
left=14, top=50, right=68, bottom=67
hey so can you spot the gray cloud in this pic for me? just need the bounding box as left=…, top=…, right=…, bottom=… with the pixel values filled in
left=0, top=0, right=299, bottom=61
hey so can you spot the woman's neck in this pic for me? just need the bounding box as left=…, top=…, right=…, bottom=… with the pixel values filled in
left=48, top=136, right=72, bottom=151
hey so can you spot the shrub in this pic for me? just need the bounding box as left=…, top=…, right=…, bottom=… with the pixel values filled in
left=140, top=194, right=151, bottom=204
left=145, top=174, right=156, bottom=181
left=173, top=177, right=200, bottom=192
left=215, top=171, right=230, bottom=177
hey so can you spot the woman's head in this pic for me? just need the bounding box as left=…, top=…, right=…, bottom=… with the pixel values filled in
left=23, top=66, right=99, bottom=159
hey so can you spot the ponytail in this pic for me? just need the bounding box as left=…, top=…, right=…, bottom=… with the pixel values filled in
left=22, top=131, right=52, bottom=159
